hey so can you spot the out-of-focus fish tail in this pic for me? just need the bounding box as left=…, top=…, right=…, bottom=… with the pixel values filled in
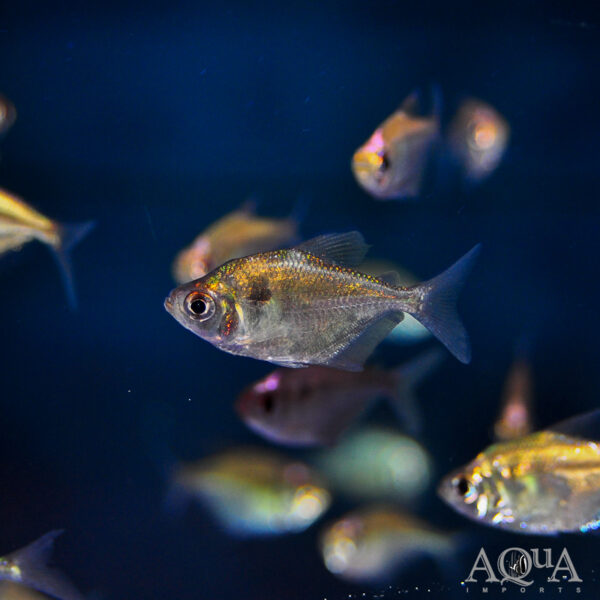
left=52, top=220, right=95, bottom=309
left=4, top=530, right=84, bottom=600
left=389, top=347, right=446, bottom=434
left=406, top=244, right=481, bottom=364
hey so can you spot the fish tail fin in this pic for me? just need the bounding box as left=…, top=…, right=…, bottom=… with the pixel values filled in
left=389, top=347, right=446, bottom=434
left=52, top=220, right=95, bottom=309
left=6, top=530, right=84, bottom=600
left=406, top=244, right=481, bottom=364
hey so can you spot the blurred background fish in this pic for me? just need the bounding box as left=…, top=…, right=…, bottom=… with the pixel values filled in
left=493, top=340, right=534, bottom=441
left=351, top=90, right=440, bottom=200
left=0, top=95, right=16, bottom=138
left=447, top=98, right=510, bottom=183
left=320, top=506, right=454, bottom=584
left=236, top=347, right=444, bottom=445
left=0, top=583, right=48, bottom=600
left=0, top=188, right=93, bottom=308
left=315, top=427, right=432, bottom=503
left=172, top=201, right=299, bottom=284
left=167, top=448, right=331, bottom=536
left=438, top=410, right=600, bottom=534
left=0, top=531, right=84, bottom=600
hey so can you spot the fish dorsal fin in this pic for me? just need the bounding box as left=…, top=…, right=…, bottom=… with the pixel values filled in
left=400, top=90, right=421, bottom=116
left=376, top=271, right=403, bottom=287
left=548, top=410, right=600, bottom=441
left=295, top=232, right=370, bottom=268
left=324, top=310, right=404, bottom=372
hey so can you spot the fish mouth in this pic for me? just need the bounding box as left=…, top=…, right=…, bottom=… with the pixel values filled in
left=164, top=291, right=175, bottom=312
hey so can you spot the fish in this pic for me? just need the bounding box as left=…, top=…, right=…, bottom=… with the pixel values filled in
left=447, top=98, right=510, bottom=183
left=0, top=188, right=94, bottom=307
left=315, top=426, right=433, bottom=502
left=235, top=347, right=444, bottom=446
left=172, top=201, right=299, bottom=284
left=164, top=231, right=480, bottom=369
left=493, top=349, right=534, bottom=442
left=438, top=410, right=600, bottom=534
left=320, top=506, right=454, bottom=583
left=360, top=259, right=431, bottom=344
left=0, top=583, right=48, bottom=600
left=0, top=531, right=84, bottom=600
left=0, top=95, right=17, bottom=137
left=168, top=448, right=331, bottom=536
left=351, top=91, right=440, bottom=199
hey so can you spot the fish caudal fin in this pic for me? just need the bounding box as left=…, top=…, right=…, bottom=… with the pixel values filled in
left=5, top=530, right=84, bottom=600
left=408, top=244, right=481, bottom=364
left=389, top=347, right=446, bottom=434
left=52, top=221, right=95, bottom=309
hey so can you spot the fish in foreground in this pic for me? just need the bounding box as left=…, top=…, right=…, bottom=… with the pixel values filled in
left=168, top=448, right=330, bottom=536
left=447, top=98, right=510, bottom=183
left=360, top=259, right=431, bottom=344
left=351, top=91, right=440, bottom=200
left=165, top=231, right=480, bottom=369
left=236, top=347, right=444, bottom=446
left=438, top=410, right=600, bottom=534
left=172, top=201, right=299, bottom=284
left=320, top=506, right=453, bottom=583
left=0, top=188, right=94, bottom=308
left=493, top=346, right=534, bottom=441
left=0, top=95, right=17, bottom=137
left=315, top=427, right=432, bottom=502
left=0, top=531, right=84, bottom=600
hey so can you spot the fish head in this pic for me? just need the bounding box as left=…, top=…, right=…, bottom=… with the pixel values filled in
left=438, top=459, right=503, bottom=525
left=351, top=129, right=394, bottom=199
left=164, top=274, right=239, bottom=344
left=235, top=371, right=292, bottom=442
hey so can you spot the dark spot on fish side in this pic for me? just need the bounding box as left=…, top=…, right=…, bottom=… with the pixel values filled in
left=263, top=394, right=275, bottom=413
left=248, top=277, right=272, bottom=302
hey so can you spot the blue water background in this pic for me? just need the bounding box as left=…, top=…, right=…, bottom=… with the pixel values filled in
left=1, top=2, right=599, bottom=599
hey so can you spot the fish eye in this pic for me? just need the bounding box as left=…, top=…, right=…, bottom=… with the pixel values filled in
left=262, top=393, right=275, bottom=414
left=456, top=477, right=470, bottom=496
left=454, top=476, right=478, bottom=504
left=379, top=152, right=390, bottom=172
left=184, top=292, right=215, bottom=320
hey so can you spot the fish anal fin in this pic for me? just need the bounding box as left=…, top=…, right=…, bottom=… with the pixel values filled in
left=296, top=232, right=370, bottom=268
left=324, top=311, right=404, bottom=372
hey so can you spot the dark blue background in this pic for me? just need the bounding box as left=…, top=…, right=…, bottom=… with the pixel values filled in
left=1, top=2, right=599, bottom=599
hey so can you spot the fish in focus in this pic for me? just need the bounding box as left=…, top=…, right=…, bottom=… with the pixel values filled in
left=0, top=95, right=16, bottom=137
left=320, top=506, right=453, bottom=583
left=0, top=531, right=84, bottom=600
left=438, top=410, right=600, bottom=534
left=168, top=448, right=330, bottom=536
left=493, top=348, right=534, bottom=441
left=236, top=347, right=444, bottom=446
left=172, top=201, right=299, bottom=284
left=0, top=188, right=94, bottom=307
left=447, top=98, right=510, bottom=183
left=164, top=231, right=480, bottom=369
left=351, top=91, right=440, bottom=200
left=360, top=259, right=431, bottom=344
left=315, top=427, right=432, bottom=502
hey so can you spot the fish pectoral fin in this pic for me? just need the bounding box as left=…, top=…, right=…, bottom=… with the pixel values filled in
left=295, top=231, right=369, bottom=268
left=324, top=311, right=404, bottom=372
left=548, top=409, right=600, bottom=441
